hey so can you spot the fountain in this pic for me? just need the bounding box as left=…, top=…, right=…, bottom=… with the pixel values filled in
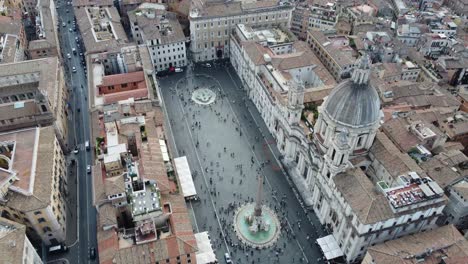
left=233, top=175, right=281, bottom=248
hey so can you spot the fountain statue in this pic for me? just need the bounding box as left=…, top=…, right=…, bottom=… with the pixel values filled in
left=233, top=174, right=281, bottom=249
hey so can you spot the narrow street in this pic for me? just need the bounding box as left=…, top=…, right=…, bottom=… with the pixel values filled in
left=158, top=63, right=328, bottom=264
left=46, top=1, right=97, bottom=263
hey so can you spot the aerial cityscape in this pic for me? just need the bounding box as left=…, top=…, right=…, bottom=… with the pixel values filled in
left=0, top=0, right=467, bottom=263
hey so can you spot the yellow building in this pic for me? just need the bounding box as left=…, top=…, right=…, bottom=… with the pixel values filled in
left=0, top=126, right=67, bottom=245
left=0, top=216, right=43, bottom=264
left=0, top=57, right=69, bottom=151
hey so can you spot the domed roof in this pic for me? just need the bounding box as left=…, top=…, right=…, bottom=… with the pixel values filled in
left=323, top=81, right=380, bottom=128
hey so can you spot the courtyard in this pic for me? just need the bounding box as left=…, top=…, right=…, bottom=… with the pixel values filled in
left=158, top=62, right=328, bottom=264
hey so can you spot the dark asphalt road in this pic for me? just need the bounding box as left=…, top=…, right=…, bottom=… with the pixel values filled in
left=47, top=1, right=97, bottom=263
left=159, top=62, right=328, bottom=264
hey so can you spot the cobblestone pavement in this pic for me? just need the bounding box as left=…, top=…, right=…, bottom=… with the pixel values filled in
left=159, top=62, right=329, bottom=264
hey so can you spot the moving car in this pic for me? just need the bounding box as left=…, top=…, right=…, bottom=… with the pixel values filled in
left=72, top=66, right=77, bottom=73
left=62, top=22, right=66, bottom=27
left=87, top=165, right=91, bottom=174
left=224, top=253, right=232, bottom=264
left=175, top=67, right=183, bottom=73
left=204, top=63, right=212, bottom=68
left=67, top=53, right=71, bottom=59
left=73, top=147, right=79, bottom=154
left=49, top=244, right=68, bottom=254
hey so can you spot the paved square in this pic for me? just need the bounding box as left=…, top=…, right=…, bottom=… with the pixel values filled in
left=159, top=63, right=327, bottom=264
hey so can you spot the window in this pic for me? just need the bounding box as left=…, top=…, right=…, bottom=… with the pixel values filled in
left=34, top=211, right=42, bottom=215
left=38, top=218, right=46, bottom=223
left=121, top=83, right=128, bottom=88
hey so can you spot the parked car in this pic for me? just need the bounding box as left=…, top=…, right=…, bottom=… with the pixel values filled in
left=89, top=247, right=96, bottom=260
left=87, top=165, right=91, bottom=174
left=175, top=67, right=183, bottom=73
left=73, top=147, right=79, bottom=154
left=72, top=66, right=77, bottom=73
left=67, top=53, right=71, bottom=59
left=203, top=63, right=212, bottom=68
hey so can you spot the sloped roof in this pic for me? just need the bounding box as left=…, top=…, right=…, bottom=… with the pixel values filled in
left=366, top=225, right=468, bottom=264
left=334, top=168, right=395, bottom=224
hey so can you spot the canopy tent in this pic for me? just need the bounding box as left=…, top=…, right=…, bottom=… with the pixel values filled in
left=195, top=232, right=217, bottom=264
left=174, top=156, right=197, bottom=199
left=317, top=235, right=344, bottom=260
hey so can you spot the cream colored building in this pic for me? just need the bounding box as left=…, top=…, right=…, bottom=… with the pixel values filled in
left=0, top=57, right=69, bottom=150
left=0, top=217, right=43, bottom=264
left=0, top=126, right=67, bottom=246
left=189, top=0, right=293, bottom=62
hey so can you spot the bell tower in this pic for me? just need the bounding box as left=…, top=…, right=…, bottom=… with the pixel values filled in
left=287, top=78, right=305, bottom=125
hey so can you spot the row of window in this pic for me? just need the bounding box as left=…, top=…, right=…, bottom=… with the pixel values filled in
left=195, top=12, right=289, bottom=29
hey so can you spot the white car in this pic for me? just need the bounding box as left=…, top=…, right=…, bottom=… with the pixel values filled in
left=72, top=67, right=77, bottom=73
left=87, top=165, right=91, bottom=174
left=62, top=22, right=66, bottom=27
left=68, top=27, right=72, bottom=32
left=224, top=253, right=232, bottom=264
left=73, top=147, right=79, bottom=154
left=67, top=53, right=71, bottom=59
left=204, top=63, right=212, bottom=68
left=175, top=67, right=183, bottom=73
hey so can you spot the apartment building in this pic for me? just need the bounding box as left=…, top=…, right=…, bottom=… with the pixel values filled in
left=75, top=5, right=129, bottom=55
left=362, top=225, right=468, bottom=263
left=306, top=30, right=355, bottom=81
left=291, top=0, right=337, bottom=40
left=396, top=24, right=423, bottom=47
left=0, top=217, right=43, bottom=264
left=93, top=106, right=200, bottom=264
left=444, top=0, right=468, bottom=16
left=0, top=57, right=69, bottom=150
left=418, top=33, right=452, bottom=58
left=129, top=4, right=187, bottom=71
left=0, top=126, right=67, bottom=246
left=0, top=15, right=26, bottom=64
left=189, top=0, right=293, bottom=62
left=28, top=0, right=59, bottom=59
left=88, top=45, right=157, bottom=109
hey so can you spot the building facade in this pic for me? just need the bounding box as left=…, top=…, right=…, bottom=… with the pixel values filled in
left=129, top=4, right=187, bottom=71
left=189, top=0, right=293, bottom=62
left=0, top=126, right=67, bottom=246
left=0, top=217, right=43, bottom=264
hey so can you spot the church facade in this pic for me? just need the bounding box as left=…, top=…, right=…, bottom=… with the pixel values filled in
left=231, top=49, right=448, bottom=262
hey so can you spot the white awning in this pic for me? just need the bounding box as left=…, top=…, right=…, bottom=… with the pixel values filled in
left=174, top=156, right=197, bottom=198
left=195, top=232, right=217, bottom=264
left=317, top=235, right=344, bottom=260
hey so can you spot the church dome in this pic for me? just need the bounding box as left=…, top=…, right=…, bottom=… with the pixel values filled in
left=322, top=55, right=381, bottom=128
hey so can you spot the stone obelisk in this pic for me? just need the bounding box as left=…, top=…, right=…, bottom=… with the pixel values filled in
left=254, top=174, right=263, bottom=217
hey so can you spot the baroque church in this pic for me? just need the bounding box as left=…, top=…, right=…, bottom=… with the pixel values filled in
left=259, top=55, right=446, bottom=262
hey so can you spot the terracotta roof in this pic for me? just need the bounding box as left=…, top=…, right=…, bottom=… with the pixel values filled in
left=105, top=175, right=126, bottom=197
left=98, top=202, right=118, bottom=229
left=100, top=71, right=145, bottom=87
left=28, top=0, right=58, bottom=51
left=0, top=217, right=27, bottom=264
left=5, top=126, right=60, bottom=212
left=0, top=16, right=22, bottom=35
left=366, top=225, right=468, bottom=264
left=370, top=132, right=426, bottom=180
left=382, top=118, right=420, bottom=152
left=420, top=154, right=464, bottom=189
left=139, top=114, right=171, bottom=193
left=334, top=168, right=395, bottom=224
